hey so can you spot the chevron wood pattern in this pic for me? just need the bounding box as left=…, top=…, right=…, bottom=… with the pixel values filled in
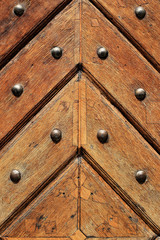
left=0, top=0, right=160, bottom=239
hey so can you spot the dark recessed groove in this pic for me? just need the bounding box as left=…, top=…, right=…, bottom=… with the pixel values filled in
left=81, top=147, right=160, bottom=234
left=0, top=66, right=78, bottom=151
left=0, top=151, right=78, bottom=234
left=89, top=0, right=160, bottom=74
left=0, top=0, right=72, bottom=70
left=83, top=66, right=160, bottom=155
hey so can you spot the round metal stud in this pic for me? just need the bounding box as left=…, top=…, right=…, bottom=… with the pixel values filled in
left=11, top=84, right=24, bottom=97
left=97, top=129, right=109, bottom=143
left=13, top=4, right=25, bottom=17
left=135, top=88, right=146, bottom=101
left=50, top=128, right=62, bottom=143
left=10, top=169, right=21, bottom=183
left=135, top=170, right=147, bottom=184
left=51, top=47, right=63, bottom=59
left=97, top=47, right=108, bottom=60
left=135, top=6, right=146, bottom=20
left=154, top=237, right=160, bottom=240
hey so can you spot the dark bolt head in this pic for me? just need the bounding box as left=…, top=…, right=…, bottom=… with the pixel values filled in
left=51, top=47, right=63, bottom=59
left=10, top=169, right=21, bottom=183
left=135, top=88, right=146, bottom=101
left=12, top=84, right=24, bottom=97
left=97, top=129, right=109, bottom=143
left=135, top=6, right=146, bottom=19
left=135, top=170, right=147, bottom=184
left=50, top=129, right=62, bottom=143
left=13, top=4, right=25, bottom=17
left=97, top=47, right=108, bottom=60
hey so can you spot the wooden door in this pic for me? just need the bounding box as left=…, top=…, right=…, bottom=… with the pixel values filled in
left=0, top=0, right=160, bottom=239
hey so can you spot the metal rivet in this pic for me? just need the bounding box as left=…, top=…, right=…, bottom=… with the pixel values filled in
left=50, top=129, right=62, bottom=143
left=51, top=47, right=63, bottom=59
left=97, top=47, right=108, bottom=60
left=97, top=130, right=109, bottom=143
left=135, top=88, right=146, bottom=101
left=13, top=4, right=25, bottom=17
left=12, top=84, right=24, bottom=97
left=10, top=169, right=21, bottom=183
left=135, top=170, right=147, bottom=184
left=135, top=6, right=146, bottom=19
left=154, top=237, right=160, bottom=240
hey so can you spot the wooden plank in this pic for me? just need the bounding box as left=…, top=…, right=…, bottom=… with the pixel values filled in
left=2, top=160, right=78, bottom=237
left=0, top=77, right=78, bottom=226
left=82, top=0, right=160, bottom=151
left=0, top=0, right=71, bottom=66
left=80, top=160, right=154, bottom=238
left=0, top=0, right=79, bottom=145
left=90, top=0, right=160, bottom=70
left=81, top=75, right=160, bottom=229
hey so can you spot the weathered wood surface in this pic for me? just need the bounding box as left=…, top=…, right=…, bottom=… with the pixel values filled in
left=81, top=74, right=160, bottom=229
left=81, top=160, right=153, bottom=238
left=3, top=160, right=78, bottom=237
left=0, top=0, right=71, bottom=66
left=82, top=0, right=160, bottom=152
left=0, top=0, right=79, bottom=146
left=2, top=159, right=154, bottom=239
left=0, top=77, right=78, bottom=226
left=90, top=0, right=160, bottom=70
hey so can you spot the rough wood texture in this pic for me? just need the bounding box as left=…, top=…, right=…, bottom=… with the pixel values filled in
left=80, top=160, right=153, bottom=238
left=0, top=0, right=79, bottom=145
left=90, top=0, right=160, bottom=71
left=0, top=0, right=71, bottom=66
left=0, top=77, right=78, bottom=226
left=81, top=74, right=160, bottom=230
left=82, top=0, right=160, bottom=152
left=2, top=160, right=78, bottom=238
left=2, top=159, right=154, bottom=239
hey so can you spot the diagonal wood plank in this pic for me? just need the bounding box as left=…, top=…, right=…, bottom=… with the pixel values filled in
left=2, top=160, right=79, bottom=238
left=82, top=0, right=160, bottom=152
left=80, top=73, right=160, bottom=231
left=0, top=76, right=78, bottom=227
left=80, top=159, right=154, bottom=238
left=90, top=0, right=160, bottom=71
left=0, top=0, right=80, bottom=145
left=0, top=0, right=72, bottom=67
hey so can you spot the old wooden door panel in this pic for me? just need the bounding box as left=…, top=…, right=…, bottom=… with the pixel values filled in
left=0, top=0, right=71, bottom=66
left=80, top=160, right=153, bottom=238
left=0, top=0, right=79, bottom=146
left=80, top=74, right=160, bottom=229
left=90, top=0, right=160, bottom=70
left=82, top=0, right=160, bottom=151
left=2, top=159, right=154, bottom=239
left=3, top=160, right=78, bottom=238
left=0, top=76, right=78, bottom=226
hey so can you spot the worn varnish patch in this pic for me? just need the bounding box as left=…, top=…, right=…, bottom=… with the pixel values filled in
left=2, top=160, right=78, bottom=237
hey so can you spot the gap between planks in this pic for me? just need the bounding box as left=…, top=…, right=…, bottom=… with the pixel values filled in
left=0, top=151, right=78, bottom=234
left=0, top=0, right=72, bottom=70
left=89, top=0, right=160, bottom=74
left=83, top=66, right=160, bottom=155
left=0, top=66, right=78, bottom=151
left=81, top=147, right=160, bottom=235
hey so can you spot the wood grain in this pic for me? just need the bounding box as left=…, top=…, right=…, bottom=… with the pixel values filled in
left=0, top=0, right=71, bottom=66
left=90, top=0, right=160, bottom=71
left=0, top=0, right=79, bottom=145
left=81, top=74, right=160, bottom=229
left=82, top=0, right=160, bottom=151
left=0, top=77, right=78, bottom=226
left=2, top=160, right=78, bottom=238
left=80, top=160, right=154, bottom=238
